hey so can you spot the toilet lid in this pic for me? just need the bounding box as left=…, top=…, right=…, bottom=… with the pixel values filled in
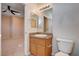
left=55, top=52, right=69, bottom=56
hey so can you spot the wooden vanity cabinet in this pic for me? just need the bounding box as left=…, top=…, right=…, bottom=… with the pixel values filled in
left=29, top=34, right=52, bottom=56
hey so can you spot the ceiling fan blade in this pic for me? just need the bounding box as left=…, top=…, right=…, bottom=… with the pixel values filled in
left=11, top=10, right=15, bottom=15
left=3, top=5, right=20, bottom=15
left=2, top=10, right=7, bottom=12
left=8, top=5, right=11, bottom=10
left=11, top=12, right=15, bottom=15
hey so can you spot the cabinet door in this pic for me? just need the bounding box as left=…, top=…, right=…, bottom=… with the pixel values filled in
left=30, top=38, right=36, bottom=44
left=37, top=45, right=45, bottom=56
left=46, top=39, right=52, bottom=46
left=30, top=44, right=37, bottom=55
left=46, top=46, right=52, bottom=56
left=36, top=39, right=45, bottom=46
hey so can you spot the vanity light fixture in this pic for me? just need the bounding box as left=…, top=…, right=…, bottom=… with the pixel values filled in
left=40, top=5, right=50, bottom=11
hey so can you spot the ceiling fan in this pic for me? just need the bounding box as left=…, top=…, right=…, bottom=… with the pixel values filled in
left=2, top=5, right=20, bottom=15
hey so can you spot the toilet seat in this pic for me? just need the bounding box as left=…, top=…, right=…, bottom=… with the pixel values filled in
left=55, top=51, right=69, bottom=56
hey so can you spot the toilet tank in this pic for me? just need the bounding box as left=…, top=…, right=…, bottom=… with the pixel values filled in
left=57, top=38, right=74, bottom=54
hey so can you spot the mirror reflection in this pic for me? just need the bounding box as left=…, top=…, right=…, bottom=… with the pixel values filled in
left=31, top=5, right=53, bottom=33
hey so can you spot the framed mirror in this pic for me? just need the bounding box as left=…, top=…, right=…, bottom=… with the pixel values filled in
left=31, top=13, right=49, bottom=33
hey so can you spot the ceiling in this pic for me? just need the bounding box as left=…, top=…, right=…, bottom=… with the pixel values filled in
left=30, top=3, right=49, bottom=10
left=2, top=3, right=25, bottom=16
left=1, top=3, right=52, bottom=16
left=31, top=3, right=47, bottom=8
left=30, top=3, right=52, bottom=16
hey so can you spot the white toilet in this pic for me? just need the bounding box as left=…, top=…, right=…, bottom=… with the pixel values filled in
left=55, top=38, right=74, bottom=56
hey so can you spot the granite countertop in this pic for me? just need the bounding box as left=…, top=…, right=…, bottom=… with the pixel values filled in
left=30, top=33, right=52, bottom=39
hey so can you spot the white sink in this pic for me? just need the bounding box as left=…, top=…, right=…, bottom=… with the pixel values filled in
left=33, top=34, right=47, bottom=38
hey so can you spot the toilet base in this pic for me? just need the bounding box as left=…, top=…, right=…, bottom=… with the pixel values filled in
left=55, top=51, right=69, bottom=56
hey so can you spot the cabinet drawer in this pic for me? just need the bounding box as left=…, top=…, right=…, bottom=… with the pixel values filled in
left=46, top=46, right=52, bottom=56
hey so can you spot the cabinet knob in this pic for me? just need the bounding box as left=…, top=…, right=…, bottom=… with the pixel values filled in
left=47, top=45, right=52, bottom=47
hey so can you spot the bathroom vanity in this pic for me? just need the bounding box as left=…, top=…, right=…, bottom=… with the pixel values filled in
left=29, top=33, right=52, bottom=56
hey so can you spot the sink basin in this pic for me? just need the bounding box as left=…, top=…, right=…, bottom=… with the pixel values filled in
left=33, top=34, right=47, bottom=38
